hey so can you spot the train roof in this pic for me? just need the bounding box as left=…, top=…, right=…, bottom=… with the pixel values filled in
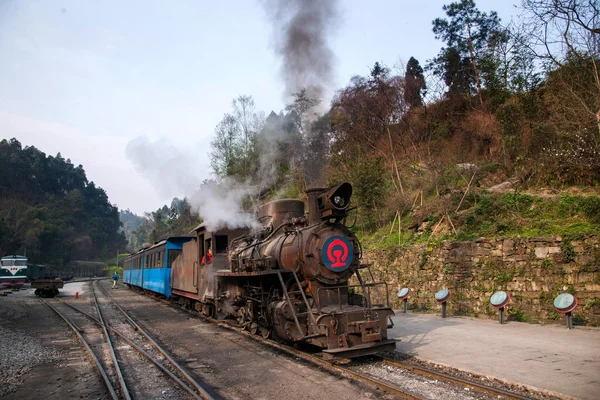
left=1, top=255, right=27, bottom=260
left=124, top=236, right=194, bottom=258
left=190, top=215, right=255, bottom=234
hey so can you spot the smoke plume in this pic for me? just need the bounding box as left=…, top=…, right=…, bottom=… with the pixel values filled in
left=263, top=0, right=339, bottom=101
left=263, top=0, right=340, bottom=189
left=125, top=137, right=201, bottom=197
left=189, top=178, right=261, bottom=232
left=126, top=137, right=260, bottom=231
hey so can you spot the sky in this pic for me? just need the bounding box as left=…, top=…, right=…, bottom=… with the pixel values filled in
left=0, top=0, right=520, bottom=215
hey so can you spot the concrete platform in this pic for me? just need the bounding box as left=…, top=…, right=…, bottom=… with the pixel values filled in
left=389, top=312, right=600, bottom=399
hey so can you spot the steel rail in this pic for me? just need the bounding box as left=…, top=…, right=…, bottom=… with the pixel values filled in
left=90, top=280, right=131, bottom=400
left=167, top=295, right=532, bottom=400
left=40, top=298, right=119, bottom=400
left=378, top=357, right=532, bottom=400
left=96, top=281, right=215, bottom=400
left=159, top=297, right=424, bottom=399
left=53, top=298, right=207, bottom=400
left=263, top=339, right=424, bottom=400
left=132, top=284, right=536, bottom=399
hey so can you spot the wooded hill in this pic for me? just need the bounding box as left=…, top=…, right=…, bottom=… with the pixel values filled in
left=126, top=0, right=599, bottom=249
left=0, top=138, right=126, bottom=267
left=209, top=0, right=600, bottom=239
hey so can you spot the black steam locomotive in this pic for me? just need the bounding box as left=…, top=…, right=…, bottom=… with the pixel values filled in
left=125, top=183, right=396, bottom=359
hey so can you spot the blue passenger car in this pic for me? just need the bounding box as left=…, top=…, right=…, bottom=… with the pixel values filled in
left=123, top=248, right=145, bottom=288
left=122, top=237, right=192, bottom=297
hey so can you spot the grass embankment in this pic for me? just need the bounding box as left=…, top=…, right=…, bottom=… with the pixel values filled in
left=359, top=191, right=600, bottom=249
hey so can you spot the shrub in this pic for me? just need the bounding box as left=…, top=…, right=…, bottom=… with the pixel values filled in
left=508, top=307, right=529, bottom=322
left=582, top=197, right=600, bottom=223
left=561, top=240, right=576, bottom=263
left=500, top=192, right=533, bottom=213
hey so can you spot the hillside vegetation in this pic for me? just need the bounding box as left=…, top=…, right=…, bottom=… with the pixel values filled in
left=129, top=0, right=599, bottom=249
left=0, top=138, right=126, bottom=267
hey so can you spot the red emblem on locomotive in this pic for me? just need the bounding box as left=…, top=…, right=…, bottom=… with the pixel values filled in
left=322, top=236, right=353, bottom=271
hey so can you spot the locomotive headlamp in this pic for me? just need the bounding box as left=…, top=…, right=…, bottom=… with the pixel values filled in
left=333, top=195, right=345, bottom=207
left=317, top=182, right=353, bottom=220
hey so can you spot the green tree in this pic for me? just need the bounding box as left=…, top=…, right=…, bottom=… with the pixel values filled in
left=210, top=114, right=243, bottom=178
left=331, top=63, right=407, bottom=194
left=404, top=57, right=427, bottom=107
left=210, top=95, right=266, bottom=181
left=130, top=198, right=201, bottom=246
left=430, top=0, right=503, bottom=106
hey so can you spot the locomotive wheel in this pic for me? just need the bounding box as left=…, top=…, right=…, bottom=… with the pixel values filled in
left=237, top=308, right=248, bottom=329
left=260, top=326, right=271, bottom=339
left=203, top=304, right=216, bottom=319
left=249, top=322, right=259, bottom=335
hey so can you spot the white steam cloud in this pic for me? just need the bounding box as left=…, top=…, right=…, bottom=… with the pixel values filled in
left=126, top=137, right=260, bottom=231
left=189, top=179, right=261, bottom=232
left=125, top=137, right=202, bottom=197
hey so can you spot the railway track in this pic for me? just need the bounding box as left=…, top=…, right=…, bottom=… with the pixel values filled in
left=126, top=301, right=514, bottom=398
left=236, top=330, right=532, bottom=400
left=375, top=356, right=532, bottom=400
left=41, top=280, right=216, bottom=400
left=125, top=283, right=536, bottom=399
left=165, top=295, right=533, bottom=399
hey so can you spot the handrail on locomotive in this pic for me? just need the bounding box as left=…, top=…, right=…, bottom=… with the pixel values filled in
left=315, top=281, right=391, bottom=314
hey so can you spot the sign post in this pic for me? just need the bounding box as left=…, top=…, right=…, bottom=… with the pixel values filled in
left=490, top=291, right=511, bottom=324
left=554, top=293, right=578, bottom=330
left=397, top=288, right=411, bottom=313
left=434, top=289, right=451, bottom=318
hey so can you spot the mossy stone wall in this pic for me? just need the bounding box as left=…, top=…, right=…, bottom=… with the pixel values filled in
left=366, top=235, right=600, bottom=326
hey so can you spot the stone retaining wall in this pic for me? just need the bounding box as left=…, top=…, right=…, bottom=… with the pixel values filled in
left=366, top=236, right=600, bottom=326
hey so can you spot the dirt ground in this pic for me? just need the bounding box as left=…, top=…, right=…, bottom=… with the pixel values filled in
left=0, top=284, right=107, bottom=399
left=1, top=282, right=385, bottom=400
left=104, top=282, right=382, bottom=400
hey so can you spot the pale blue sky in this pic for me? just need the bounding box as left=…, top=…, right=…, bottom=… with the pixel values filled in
left=0, top=0, right=519, bottom=214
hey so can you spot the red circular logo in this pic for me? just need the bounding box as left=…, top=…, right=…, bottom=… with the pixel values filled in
left=322, top=236, right=353, bottom=272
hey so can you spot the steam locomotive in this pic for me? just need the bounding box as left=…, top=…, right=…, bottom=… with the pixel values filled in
left=123, top=183, right=396, bottom=359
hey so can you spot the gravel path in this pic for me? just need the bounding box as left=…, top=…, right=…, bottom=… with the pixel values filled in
left=1, top=285, right=106, bottom=399
left=0, top=293, right=64, bottom=396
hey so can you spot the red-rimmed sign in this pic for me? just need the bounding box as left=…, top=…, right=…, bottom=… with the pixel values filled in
left=321, top=236, right=353, bottom=272
left=554, top=293, right=578, bottom=314
left=490, top=291, right=511, bottom=309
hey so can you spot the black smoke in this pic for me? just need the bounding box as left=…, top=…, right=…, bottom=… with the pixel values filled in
left=263, top=0, right=339, bottom=101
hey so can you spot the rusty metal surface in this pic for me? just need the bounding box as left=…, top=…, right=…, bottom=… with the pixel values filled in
left=258, top=199, right=304, bottom=229
left=168, top=182, right=395, bottom=359
left=215, top=270, right=281, bottom=277
left=171, top=239, right=198, bottom=294
left=31, top=279, right=64, bottom=289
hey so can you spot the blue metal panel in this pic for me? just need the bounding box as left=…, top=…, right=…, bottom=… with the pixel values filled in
left=142, top=267, right=169, bottom=296
left=127, top=238, right=192, bottom=297
left=129, top=269, right=143, bottom=288
left=128, top=251, right=145, bottom=288
left=124, top=257, right=133, bottom=284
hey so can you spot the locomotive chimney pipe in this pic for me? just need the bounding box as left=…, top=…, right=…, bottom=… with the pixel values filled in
left=306, top=187, right=325, bottom=224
